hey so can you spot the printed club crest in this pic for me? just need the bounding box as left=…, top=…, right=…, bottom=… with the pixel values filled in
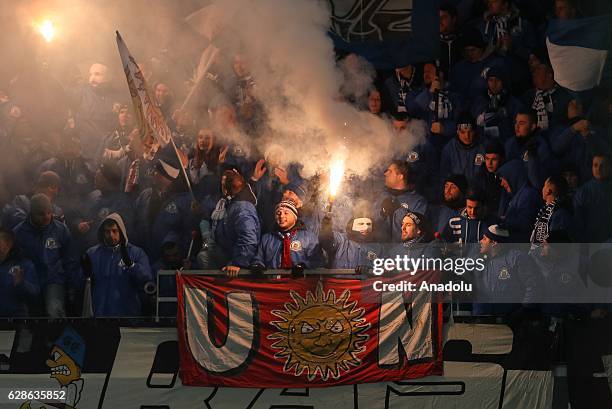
left=289, top=240, right=302, bottom=252
left=498, top=266, right=511, bottom=280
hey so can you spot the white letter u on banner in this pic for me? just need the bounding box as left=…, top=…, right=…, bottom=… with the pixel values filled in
left=185, top=288, right=256, bottom=374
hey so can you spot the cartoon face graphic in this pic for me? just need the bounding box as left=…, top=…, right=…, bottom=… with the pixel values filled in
left=288, top=306, right=351, bottom=362
left=268, top=283, right=370, bottom=381
left=46, top=346, right=81, bottom=386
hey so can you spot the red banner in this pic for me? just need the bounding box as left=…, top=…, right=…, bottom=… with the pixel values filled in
left=176, top=272, right=443, bottom=388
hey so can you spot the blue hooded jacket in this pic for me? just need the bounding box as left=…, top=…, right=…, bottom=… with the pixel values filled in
left=471, top=92, right=523, bottom=142
left=383, top=72, right=421, bottom=117
left=13, top=218, right=77, bottom=286
left=573, top=179, right=612, bottom=242
left=0, top=251, right=39, bottom=317
left=374, top=188, right=428, bottom=242
left=504, top=132, right=559, bottom=188
left=253, top=223, right=323, bottom=269
left=84, top=213, right=152, bottom=317
left=549, top=124, right=611, bottom=184
left=497, top=160, right=542, bottom=241
left=404, top=138, right=442, bottom=203
left=521, top=86, right=573, bottom=131
left=450, top=54, right=509, bottom=100
left=75, top=189, right=134, bottom=253
left=2, top=195, right=64, bottom=230
left=443, top=208, right=497, bottom=244
left=473, top=247, right=543, bottom=314
left=440, top=138, right=486, bottom=183
left=319, top=216, right=384, bottom=271
left=213, top=186, right=261, bottom=267
left=133, top=189, right=197, bottom=264
left=414, top=87, right=466, bottom=149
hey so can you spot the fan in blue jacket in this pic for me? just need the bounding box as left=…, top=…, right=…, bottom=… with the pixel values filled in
left=477, top=0, right=537, bottom=62
left=472, top=139, right=506, bottom=215
left=133, top=158, right=198, bottom=264
left=497, top=160, right=542, bottom=242
left=319, top=206, right=384, bottom=274
left=251, top=200, right=322, bottom=273
left=449, top=28, right=510, bottom=101
left=440, top=115, right=485, bottom=183
left=13, top=193, right=78, bottom=317
left=212, top=169, right=260, bottom=277
left=443, top=188, right=497, bottom=245
left=2, top=171, right=64, bottom=229
left=530, top=175, right=573, bottom=247
left=549, top=102, right=612, bottom=184
left=373, top=160, right=428, bottom=242
left=429, top=174, right=468, bottom=234
left=383, top=64, right=421, bottom=118
left=385, top=210, right=441, bottom=274
left=0, top=229, right=40, bottom=317
left=81, top=213, right=152, bottom=317
left=473, top=224, right=543, bottom=316
left=414, top=62, right=466, bottom=153
left=521, top=63, right=574, bottom=132
left=573, top=154, right=612, bottom=242
left=72, top=161, right=134, bottom=254
left=504, top=110, right=559, bottom=189
left=470, top=66, right=523, bottom=143
left=249, top=148, right=304, bottom=234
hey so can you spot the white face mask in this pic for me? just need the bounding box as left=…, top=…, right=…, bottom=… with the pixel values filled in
left=352, top=218, right=373, bottom=234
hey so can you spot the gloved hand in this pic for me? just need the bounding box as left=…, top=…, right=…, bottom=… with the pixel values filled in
left=250, top=263, right=266, bottom=277
left=355, top=265, right=369, bottom=275
left=120, top=243, right=133, bottom=268
left=81, top=254, right=93, bottom=278
left=380, top=196, right=400, bottom=219
left=291, top=263, right=306, bottom=278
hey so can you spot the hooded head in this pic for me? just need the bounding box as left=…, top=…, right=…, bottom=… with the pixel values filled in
left=484, top=139, right=505, bottom=173
left=486, top=65, right=508, bottom=95
left=97, top=213, right=129, bottom=247
left=444, top=174, right=468, bottom=208
left=497, top=159, right=528, bottom=195
left=346, top=201, right=375, bottom=241
left=462, top=28, right=486, bottom=62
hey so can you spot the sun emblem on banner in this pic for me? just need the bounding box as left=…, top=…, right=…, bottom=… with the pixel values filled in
left=268, top=282, right=370, bottom=381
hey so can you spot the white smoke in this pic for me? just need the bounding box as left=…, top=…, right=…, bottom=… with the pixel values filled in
left=205, top=0, right=426, bottom=178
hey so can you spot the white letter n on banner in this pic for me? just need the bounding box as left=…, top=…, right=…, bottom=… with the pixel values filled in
left=184, top=288, right=256, bottom=374
left=377, top=290, right=433, bottom=366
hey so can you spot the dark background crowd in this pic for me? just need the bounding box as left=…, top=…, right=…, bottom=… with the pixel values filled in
left=0, top=0, right=612, bottom=319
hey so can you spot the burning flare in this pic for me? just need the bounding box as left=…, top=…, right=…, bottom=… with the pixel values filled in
left=328, top=157, right=345, bottom=199
left=37, top=19, right=55, bottom=43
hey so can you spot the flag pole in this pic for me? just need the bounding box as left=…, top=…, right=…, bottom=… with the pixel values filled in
left=116, top=31, right=196, bottom=202
left=180, top=44, right=219, bottom=113
left=169, top=134, right=197, bottom=202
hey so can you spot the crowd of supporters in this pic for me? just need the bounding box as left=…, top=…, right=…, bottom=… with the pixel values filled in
left=0, top=0, right=611, bottom=319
